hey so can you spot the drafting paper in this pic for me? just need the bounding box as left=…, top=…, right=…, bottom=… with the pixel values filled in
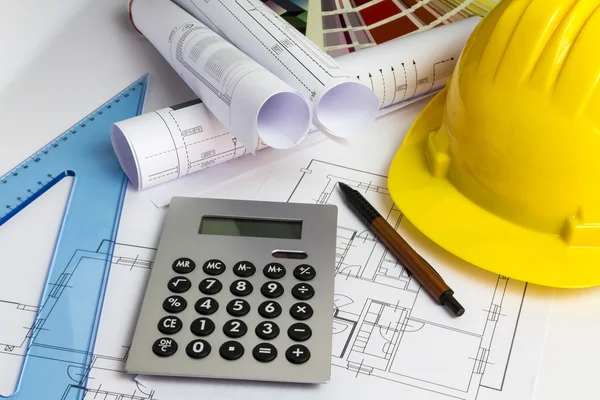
left=135, top=104, right=553, bottom=400
left=129, top=0, right=311, bottom=151
left=171, top=0, right=380, bottom=138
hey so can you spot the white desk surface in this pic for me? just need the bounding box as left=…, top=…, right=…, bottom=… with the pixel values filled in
left=1, top=1, right=599, bottom=399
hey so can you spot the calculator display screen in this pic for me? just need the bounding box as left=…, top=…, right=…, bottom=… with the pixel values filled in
left=199, top=216, right=302, bottom=239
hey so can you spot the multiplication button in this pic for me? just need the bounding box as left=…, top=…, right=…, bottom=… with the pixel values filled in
left=167, top=276, right=191, bottom=293
left=203, top=259, right=226, bottom=275
left=163, top=296, right=187, bottom=313
left=253, top=343, right=277, bottom=362
left=219, top=341, right=244, bottom=360
left=172, top=257, right=195, bottom=274
left=152, top=337, right=178, bottom=357
left=292, top=283, right=314, bottom=300
left=233, top=261, right=256, bottom=277
left=186, top=339, right=211, bottom=359
left=290, top=302, right=313, bottom=320
left=263, top=263, right=286, bottom=279
left=158, top=316, right=182, bottom=334
left=285, top=344, right=310, bottom=364
left=293, top=264, right=316, bottom=281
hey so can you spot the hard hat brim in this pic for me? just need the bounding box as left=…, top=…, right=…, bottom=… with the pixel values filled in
left=389, top=88, right=600, bottom=289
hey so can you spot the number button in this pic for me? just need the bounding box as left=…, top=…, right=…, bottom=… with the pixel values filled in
left=167, top=276, right=191, bottom=293
left=190, top=317, right=215, bottom=336
left=163, top=296, right=187, bottom=313
left=152, top=337, right=178, bottom=357
left=261, top=281, right=284, bottom=298
left=290, top=302, right=313, bottom=320
left=255, top=321, right=279, bottom=340
left=195, top=297, right=219, bottom=315
left=230, top=279, right=253, bottom=296
left=233, top=261, right=256, bottom=277
left=226, top=299, right=250, bottom=317
left=186, top=339, right=211, bottom=359
left=288, top=323, right=312, bottom=342
left=223, top=319, right=247, bottom=338
left=157, top=316, right=182, bottom=334
left=263, top=263, right=286, bottom=279
left=203, top=259, right=225, bottom=275
left=293, top=264, right=316, bottom=281
left=286, top=344, right=310, bottom=364
left=258, top=301, right=282, bottom=318
left=219, top=341, right=244, bottom=360
left=292, top=283, right=314, bottom=300
left=172, top=257, right=195, bottom=274
left=199, top=278, right=222, bottom=295
left=253, top=343, right=277, bottom=363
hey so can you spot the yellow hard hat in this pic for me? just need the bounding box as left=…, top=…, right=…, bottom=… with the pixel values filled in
left=389, top=0, right=600, bottom=288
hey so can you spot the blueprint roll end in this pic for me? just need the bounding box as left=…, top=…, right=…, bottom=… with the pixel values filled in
left=110, top=120, right=143, bottom=190
left=256, top=91, right=312, bottom=150
left=127, top=0, right=143, bottom=35
left=314, top=81, right=379, bottom=138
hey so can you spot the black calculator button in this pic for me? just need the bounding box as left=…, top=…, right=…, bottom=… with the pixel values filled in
left=190, top=317, right=215, bottom=336
left=263, top=263, right=286, bottom=279
left=226, top=299, right=250, bottom=317
left=290, top=302, right=313, bottom=320
left=258, top=301, right=282, bottom=319
left=195, top=297, right=219, bottom=315
left=157, top=316, right=182, bottom=335
left=230, top=279, right=253, bottom=296
left=293, top=264, right=316, bottom=281
left=172, top=257, right=195, bottom=274
left=261, top=281, right=284, bottom=298
left=167, top=276, right=191, bottom=293
left=253, top=343, right=277, bottom=363
left=152, top=337, right=178, bottom=357
left=163, top=296, right=187, bottom=313
left=292, top=283, right=314, bottom=300
left=255, top=321, right=280, bottom=340
left=186, top=339, right=211, bottom=359
left=233, top=261, right=256, bottom=277
left=223, top=319, right=248, bottom=338
left=203, top=259, right=226, bottom=275
left=199, top=278, right=222, bottom=295
left=288, top=323, right=312, bottom=342
left=219, top=341, right=244, bottom=360
left=286, top=344, right=310, bottom=364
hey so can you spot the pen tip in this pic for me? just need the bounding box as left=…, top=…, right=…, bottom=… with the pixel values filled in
left=338, top=182, right=352, bottom=196
left=443, top=295, right=465, bottom=317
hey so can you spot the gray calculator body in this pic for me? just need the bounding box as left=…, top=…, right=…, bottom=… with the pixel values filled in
left=126, top=197, right=338, bottom=383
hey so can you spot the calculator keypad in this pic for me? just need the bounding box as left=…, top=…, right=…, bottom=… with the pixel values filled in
left=186, top=339, right=211, bottom=359
left=158, top=316, right=183, bottom=335
left=226, top=299, right=250, bottom=316
left=219, top=341, right=244, bottom=360
left=263, top=263, right=286, bottom=279
left=168, top=276, right=191, bottom=293
left=199, top=278, right=222, bottom=295
left=230, top=279, right=253, bottom=296
left=233, top=261, right=256, bottom=277
left=260, top=281, right=284, bottom=298
left=190, top=317, right=215, bottom=336
left=253, top=343, right=277, bottom=363
left=291, top=283, right=314, bottom=300
left=293, top=265, right=316, bottom=281
left=163, top=296, right=187, bottom=313
left=290, top=302, right=313, bottom=320
left=258, top=300, right=282, bottom=318
left=152, top=337, right=178, bottom=357
left=223, top=319, right=247, bottom=338
left=255, top=321, right=279, bottom=340
left=195, top=297, right=219, bottom=315
left=172, top=257, right=196, bottom=274
left=203, top=259, right=226, bottom=275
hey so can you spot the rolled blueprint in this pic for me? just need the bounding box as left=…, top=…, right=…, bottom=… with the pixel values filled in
left=128, top=0, right=311, bottom=152
left=171, top=0, right=380, bottom=138
left=111, top=17, right=482, bottom=190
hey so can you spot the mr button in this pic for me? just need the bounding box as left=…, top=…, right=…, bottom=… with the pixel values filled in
left=172, top=257, right=195, bottom=274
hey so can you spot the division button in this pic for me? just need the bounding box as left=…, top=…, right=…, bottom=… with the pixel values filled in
left=172, top=257, right=195, bottom=274
left=219, top=341, right=244, bottom=360
left=223, top=319, right=248, bottom=338
left=152, top=337, right=178, bottom=357
left=255, top=321, right=280, bottom=340
left=286, top=344, right=310, bottom=364
left=157, top=316, right=183, bottom=334
left=290, top=302, right=313, bottom=320
left=291, top=283, right=314, bottom=300
left=288, top=323, right=312, bottom=342
left=167, top=276, right=191, bottom=293
left=230, top=279, right=253, bottom=296
left=263, top=263, right=286, bottom=279
left=258, top=301, right=282, bottom=319
left=293, top=264, right=316, bottom=281
left=186, top=339, right=211, bottom=359
left=203, top=259, right=226, bottom=275
left=233, top=261, right=256, bottom=277
left=195, top=297, right=219, bottom=315
left=253, top=343, right=277, bottom=363
left=163, top=295, right=187, bottom=313
left=226, top=299, right=250, bottom=317
left=190, top=317, right=215, bottom=336
left=199, top=278, right=222, bottom=295
left=261, top=281, right=284, bottom=298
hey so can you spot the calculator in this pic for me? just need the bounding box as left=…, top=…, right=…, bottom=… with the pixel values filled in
left=126, top=196, right=338, bottom=384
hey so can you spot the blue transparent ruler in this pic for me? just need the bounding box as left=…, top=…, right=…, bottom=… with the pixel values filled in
left=0, top=75, right=148, bottom=399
